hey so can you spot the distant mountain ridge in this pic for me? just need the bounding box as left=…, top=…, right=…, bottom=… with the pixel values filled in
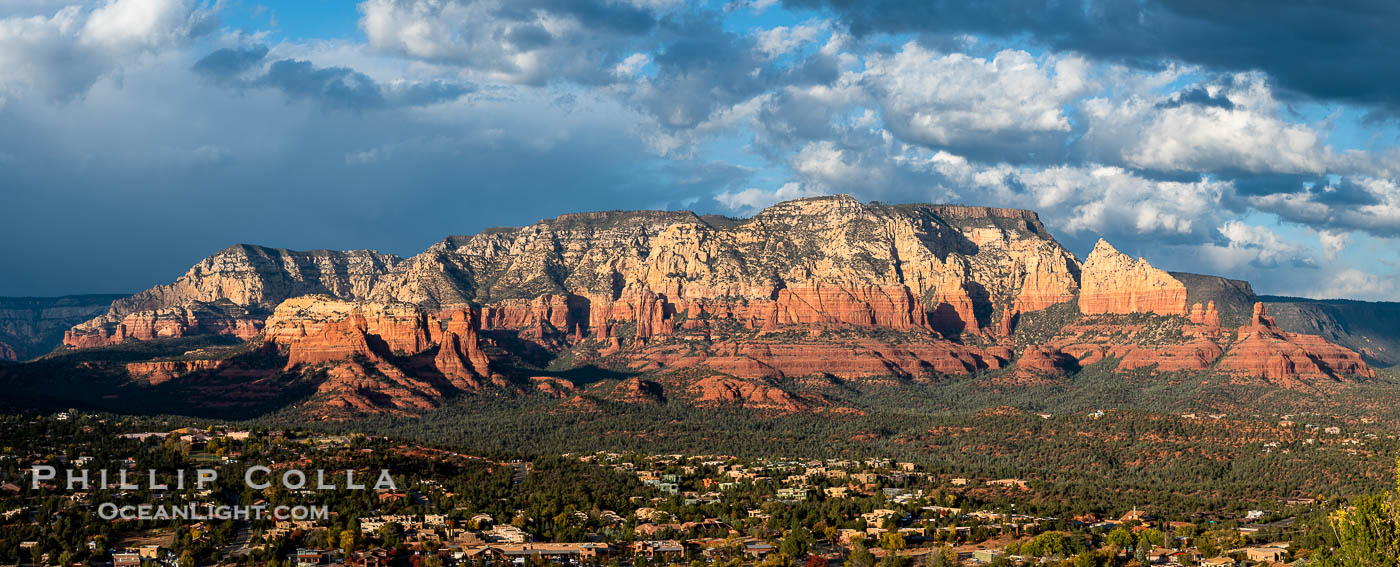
left=0, top=295, right=125, bottom=361
left=1258, top=296, right=1400, bottom=366
left=4, top=196, right=1391, bottom=419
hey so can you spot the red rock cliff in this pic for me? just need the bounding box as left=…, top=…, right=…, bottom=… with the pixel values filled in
left=1078, top=239, right=1186, bottom=315
left=1217, top=303, right=1374, bottom=385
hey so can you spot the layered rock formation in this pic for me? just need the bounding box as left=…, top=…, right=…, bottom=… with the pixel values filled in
left=125, top=359, right=224, bottom=385
left=363, top=197, right=1081, bottom=339
left=1079, top=239, right=1186, bottom=315
left=264, top=296, right=435, bottom=356
left=262, top=296, right=499, bottom=415
left=64, top=245, right=398, bottom=348
left=64, top=305, right=263, bottom=348
left=0, top=295, right=124, bottom=360
left=1216, top=303, right=1374, bottom=386
left=692, top=376, right=814, bottom=412
left=1262, top=297, right=1400, bottom=366
left=42, top=196, right=1386, bottom=417
left=436, top=310, right=495, bottom=391
left=64, top=198, right=1084, bottom=352
left=1016, top=346, right=1077, bottom=375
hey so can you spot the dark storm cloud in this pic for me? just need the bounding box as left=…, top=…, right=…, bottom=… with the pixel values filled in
left=1157, top=86, right=1235, bottom=110
left=501, top=24, right=554, bottom=50
left=192, top=45, right=270, bottom=80
left=636, top=15, right=841, bottom=132
left=259, top=59, right=388, bottom=110
left=0, top=80, right=745, bottom=296
left=1223, top=173, right=1313, bottom=197
left=787, top=0, right=1400, bottom=112
left=193, top=53, right=473, bottom=111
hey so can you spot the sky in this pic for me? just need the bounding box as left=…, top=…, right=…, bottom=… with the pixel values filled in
left=2, top=0, right=1399, bottom=301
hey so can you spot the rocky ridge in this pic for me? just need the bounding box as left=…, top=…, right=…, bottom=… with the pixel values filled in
left=63, top=245, right=398, bottom=348
left=0, top=295, right=125, bottom=360
left=43, top=196, right=1382, bottom=418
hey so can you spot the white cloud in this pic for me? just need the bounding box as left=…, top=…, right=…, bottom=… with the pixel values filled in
left=912, top=151, right=1232, bottom=241
left=1081, top=74, right=1338, bottom=175
left=357, top=0, right=654, bottom=85
left=1250, top=176, right=1400, bottom=237
left=715, top=182, right=823, bottom=212
left=0, top=0, right=211, bottom=99
left=1214, top=220, right=1311, bottom=267
left=612, top=52, right=649, bottom=78
left=1318, top=230, right=1350, bottom=261
left=753, top=22, right=823, bottom=59
left=1311, top=269, right=1400, bottom=301
left=859, top=44, right=1093, bottom=149
left=81, top=0, right=206, bottom=49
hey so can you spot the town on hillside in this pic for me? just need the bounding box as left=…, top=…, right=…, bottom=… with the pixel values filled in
left=0, top=412, right=1355, bottom=567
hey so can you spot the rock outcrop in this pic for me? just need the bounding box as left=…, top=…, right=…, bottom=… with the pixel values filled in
left=1262, top=298, right=1400, bottom=366
left=1216, top=303, right=1374, bottom=386
left=1078, top=239, right=1186, bottom=315
left=124, top=359, right=224, bottom=385
left=0, top=295, right=124, bottom=359
left=1171, top=272, right=1257, bottom=328
left=64, top=246, right=398, bottom=348
left=64, top=306, right=263, bottom=348
left=435, top=309, right=493, bottom=391
left=1187, top=301, right=1221, bottom=327
left=1016, top=346, right=1077, bottom=375
left=264, top=296, right=434, bottom=356
left=611, top=378, right=665, bottom=404
left=262, top=296, right=498, bottom=416
left=692, top=376, right=813, bottom=412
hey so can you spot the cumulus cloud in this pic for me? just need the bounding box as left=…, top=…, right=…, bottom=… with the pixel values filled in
left=81, top=0, right=213, bottom=49
left=788, top=0, right=1400, bottom=113
left=1318, top=230, right=1350, bottom=262
left=1311, top=269, right=1400, bottom=302
left=1251, top=177, right=1400, bottom=238
left=1214, top=221, right=1313, bottom=268
left=357, top=0, right=660, bottom=85
left=753, top=21, right=824, bottom=59
left=1081, top=75, right=1336, bottom=176
left=859, top=44, right=1093, bottom=158
left=0, top=0, right=214, bottom=100
left=778, top=127, right=1239, bottom=248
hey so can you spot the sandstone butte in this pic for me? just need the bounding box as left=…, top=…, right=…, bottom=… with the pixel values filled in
left=1078, top=239, right=1187, bottom=315
left=1215, top=303, right=1375, bottom=387
left=50, top=195, right=1376, bottom=415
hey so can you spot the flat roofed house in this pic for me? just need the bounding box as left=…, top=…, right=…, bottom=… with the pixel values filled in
left=1246, top=546, right=1287, bottom=562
